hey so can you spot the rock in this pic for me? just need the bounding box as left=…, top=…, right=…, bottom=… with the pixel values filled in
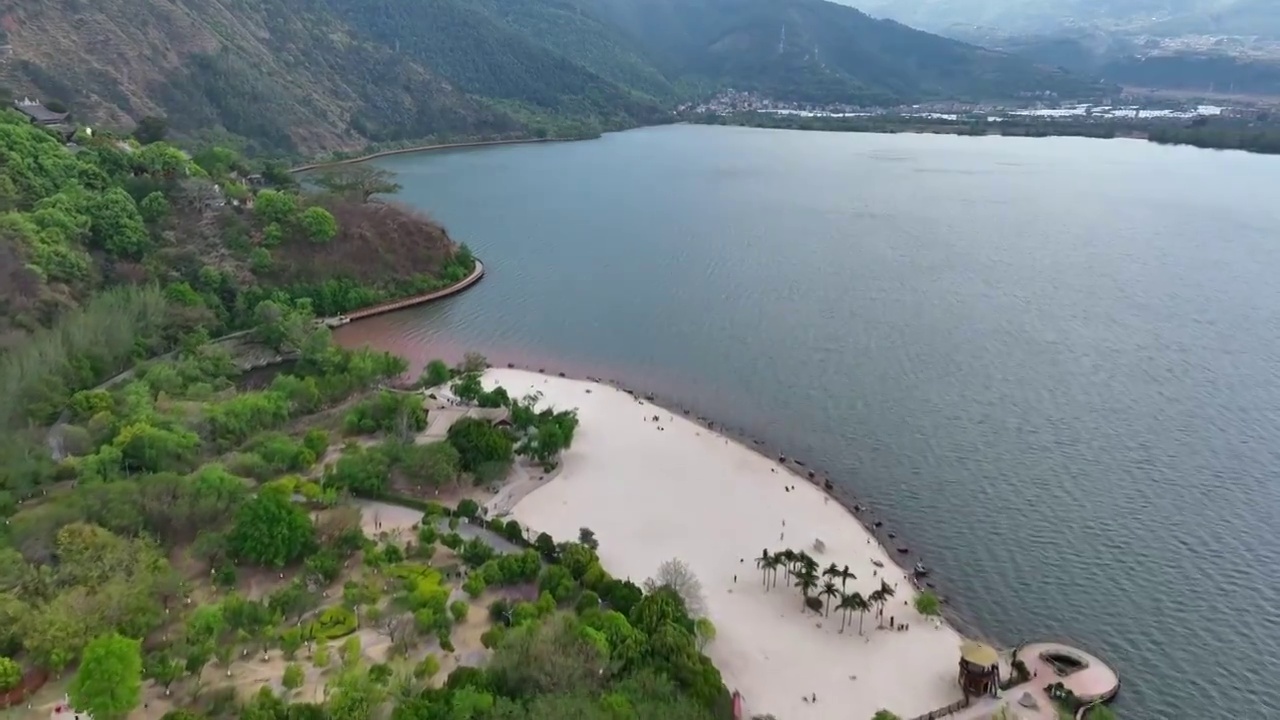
left=683, top=409, right=691, bottom=415
left=558, top=371, right=566, bottom=377
left=507, top=362, right=514, bottom=368
left=823, top=479, right=834, bottom=490
left=873, top=521, right=883, bottom=528
left=538, top=368, right=545, bottom=373
left=807, top=470, right=816, bottom=478
left=779, top=455, right=787, bottom=462
left=795, top=460, right=806, bottom=467
left=896, top=546, right=909, bottom=554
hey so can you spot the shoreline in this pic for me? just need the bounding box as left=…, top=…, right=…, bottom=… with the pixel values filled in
left=476, top=360, right=990, bottom=642
left=289, top=136, right=590, bottom=173
left=479, top=367, right=969, bottom=718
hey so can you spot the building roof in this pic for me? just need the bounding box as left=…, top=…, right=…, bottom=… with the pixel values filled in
left=960, top=641, right=1000, bottom=668
left=13, top=99, right=69, bottom=124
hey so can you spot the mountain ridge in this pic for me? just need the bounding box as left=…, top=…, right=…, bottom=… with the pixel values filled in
left=0, top=0, right=1108, bottom=155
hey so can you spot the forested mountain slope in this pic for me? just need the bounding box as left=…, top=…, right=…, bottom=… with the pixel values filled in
left=583, top=0, right=1103, bottom=105
left=0, top=0, right=1105, bottom=155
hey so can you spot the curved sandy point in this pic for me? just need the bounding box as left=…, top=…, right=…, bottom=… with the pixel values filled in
left=481, top=369, right=966, bottom=719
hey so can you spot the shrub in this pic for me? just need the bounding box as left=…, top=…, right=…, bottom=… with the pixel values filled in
left=414, top=654, right=440, bottom=680
left=419, top=359, right=451, bottom=388
left=282, top=663, right=304, bottom=691
left=0, top=655, right=20, bottom=691
left=449, top=600, right=469, bottom=623
left=300, top=207, right=338, bottom=244
left=480, top=628, right=505, bottom=649
left=446, top=417, right=513, bottom=472
left=306, top=606, right=358, bottom=640
left=367, top=663, right=393, bottom=685
left=313, top=646, right=330, bottom=668
left=302, top=429, right=329, bottom=458
left=462, top=574, right=487, bottom=598
left=343, top=391, right=427, bottom=436
left=388, top=563, right=439, bottom=584
left=455, top=498, right=480, bottom=519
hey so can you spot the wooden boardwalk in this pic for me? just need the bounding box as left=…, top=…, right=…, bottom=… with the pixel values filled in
left=331, top=259, right=484, bottom=323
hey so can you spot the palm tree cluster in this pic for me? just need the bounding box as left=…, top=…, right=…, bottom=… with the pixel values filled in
left=755, top=548, right=897, bottom=635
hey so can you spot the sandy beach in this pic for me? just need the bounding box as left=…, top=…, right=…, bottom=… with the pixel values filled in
left=481, top=369, right=967, bottom=719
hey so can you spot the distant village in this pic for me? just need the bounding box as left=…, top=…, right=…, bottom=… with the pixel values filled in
left=680, top=89, right=1272, bottom=126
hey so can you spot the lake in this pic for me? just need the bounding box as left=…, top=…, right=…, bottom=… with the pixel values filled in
left=335, top=125, right=1280, bottom=719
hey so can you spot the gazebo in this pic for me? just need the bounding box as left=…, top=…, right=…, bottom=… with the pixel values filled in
left=958, top=641, right=1001, bottom=697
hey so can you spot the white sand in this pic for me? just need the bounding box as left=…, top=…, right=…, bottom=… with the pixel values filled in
left=483, top=369, right=966, bottom=720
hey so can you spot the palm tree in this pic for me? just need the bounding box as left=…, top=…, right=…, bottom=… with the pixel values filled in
left=764, top=555, right=782, bottom=590
left=755, top=549, right=772, bottom=588
left=877, top=579, right=896, bottom=617
left=839, top=564, right=855, bottom=591
left=848, top=591, right=871, bottom=634
left=793, top=570, right=819, bottom=611
left=822, top=562, right=841, bottom=583
left=796, top=550, right=819, bottom=577
left=835, top=592, right=855, bottom=632
left=868, top=588, right=886, bottom=626
left=776, top=549, right=796, bottom=583
left=818, top=579, right=840, bottom=616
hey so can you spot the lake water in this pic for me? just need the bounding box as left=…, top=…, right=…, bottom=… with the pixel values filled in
left=336, top=125, right=1280, bottom=719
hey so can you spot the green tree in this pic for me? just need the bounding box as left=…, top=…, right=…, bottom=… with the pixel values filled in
left=300, top=206, right=338, bottom=243
left=139, top=191, right=170, bottom=223
left=69, top=633, right=143, bottom=720
left=132, top=142, right=189, bottom=178
left=314, top=166, right=401, bottom=202
left=283, top=662, right=305, bottom=691
left=254, top=189, right=298, bottom=224
left=328, top=668, right=385, bottom=720
left=0, top=655, right=20, bottom=691
left=419, top=359, right=451, bottom=388
left=449, top=600, right=469, bottom=623
left=262, top=222, right=284, bottom=247
left=914, top=590, right=942, bottom=617
left=89, top=188, right=150, bottom=258
left=446, top=417, right=513, bottom=473
left=871, top=712, right=902, bottom=720
left=132, top=116, right=168, bottom=144
left=227, top=486, right=317, bottom=567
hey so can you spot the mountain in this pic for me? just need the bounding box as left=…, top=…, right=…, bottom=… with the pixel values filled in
left=0, top=0, right=1106, bottom=155
left=850, top=0, right=1280, bottom=95
left=848, top=0, right=1276, bottom=37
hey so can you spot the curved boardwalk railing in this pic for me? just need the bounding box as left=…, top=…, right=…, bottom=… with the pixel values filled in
left=46, top=258, right=484, bottom=461
left=291, top=138, right=572, bottom=173
left=334, top=259, right=484, bottom=322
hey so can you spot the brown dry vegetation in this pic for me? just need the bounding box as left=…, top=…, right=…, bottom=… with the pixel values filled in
left=268, top=200, right=458, bottom=286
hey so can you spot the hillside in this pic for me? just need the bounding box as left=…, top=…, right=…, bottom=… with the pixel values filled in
left=0, top=109, right=473, bottom=400
left=583, top=0, right=1105, bottom=105
left=0, top=0, right=1106, bottom=155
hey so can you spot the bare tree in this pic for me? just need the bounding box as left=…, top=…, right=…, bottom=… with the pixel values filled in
left=643, top=558, right=707, bottom=618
